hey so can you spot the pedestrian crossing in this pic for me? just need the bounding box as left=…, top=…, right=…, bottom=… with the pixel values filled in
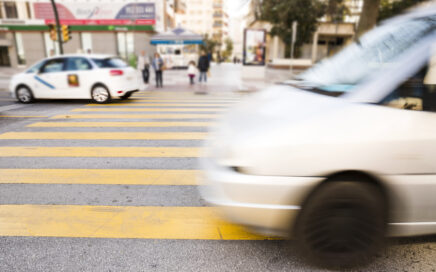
left=0, top=91, right=272, bottom=241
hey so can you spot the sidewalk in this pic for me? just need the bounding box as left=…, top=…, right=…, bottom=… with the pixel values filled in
left=0, top=63, right=299, bottom=92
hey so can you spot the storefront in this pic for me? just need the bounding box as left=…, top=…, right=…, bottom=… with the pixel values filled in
left=150, top=27, right=203, bottom=68
left=0, top=0, right=164, bottom=68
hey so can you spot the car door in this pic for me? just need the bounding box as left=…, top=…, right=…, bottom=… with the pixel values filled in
left=34, top=58, right=68, bottom=98
left=377, top=43, right=436, bottom=227
left=63, top=57, right=94, bottom=99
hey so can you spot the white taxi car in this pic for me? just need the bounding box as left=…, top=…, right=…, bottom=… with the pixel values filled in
left=9, top=54, right=141, bottom=103
left=201, top=6, right=436, bottom=268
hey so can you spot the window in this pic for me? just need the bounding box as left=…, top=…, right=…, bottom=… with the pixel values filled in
left=26, top=60, right=46, bottom=73
left=4, top=2, right=18, bottom=19
left=44, top=33, right=60, bottom=57
left=14, top=33, right=26, bottom=65
left=41, top=59, right=64, bottom=73
left=0, top=47, right=10, bottom=66
left=91, top=58, right=128, bottom=68
left=116, top=32, right=134, bottom=60
left=380, top=52, right=436, bottom=112
left=65, top=58, right=92, bottom=71
left=80, top=33, right=92, bottom=53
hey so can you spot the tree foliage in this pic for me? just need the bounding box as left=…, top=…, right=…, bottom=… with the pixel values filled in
left=325, top=0, right=350, bottom=23
left=221, top=38, right=234, bottom=61
left=378, top=0, right=427, bottom=21
left=259, top=0, right=326, bottom=57
left=200, top=34, right=219, bottom=54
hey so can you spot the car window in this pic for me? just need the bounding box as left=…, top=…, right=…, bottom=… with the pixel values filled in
left=380, top=56, right=436, bottom=112
left=65, top=57, right=92, bottom=71
left=91, top=58, right=128, bottom=68
left=26, top=60, right=45, bottom=73
left=40, top=58, right=65, bottom=73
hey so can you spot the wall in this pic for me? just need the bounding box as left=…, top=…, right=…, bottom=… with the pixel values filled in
left=21, top=32, right=45, bottom=67
left=63, top=32, right=81, bottom=54
left=6, top=32, right=18, bottom=68
left=91, top=33, right=117, bottom=55
left=134, top=32, right=155, bottom=56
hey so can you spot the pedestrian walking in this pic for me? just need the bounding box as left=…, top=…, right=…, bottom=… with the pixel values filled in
left=137, top=50, right=150, bottom=84
left=187, top=61, right=197, bottom=85
left=152, top=53, right=164, bottom=88
left=198, top=51, right=210, bottom=83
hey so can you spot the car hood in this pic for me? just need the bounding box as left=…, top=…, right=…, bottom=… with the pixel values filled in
left=211, top=85, right=350, bottom=143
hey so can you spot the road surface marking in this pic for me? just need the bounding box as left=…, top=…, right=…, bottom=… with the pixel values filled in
left=0, top=205, right=271, bottom=240
left=0, top=115, right=47, bottom=118
left=0, top=104, right=26, bottom=111
left=0, top=132, right=207, bottom=140
left=28, top=122, right=212, bottom=127
left=50, top=114, right=217, bottom=119
left=129, top=100, right=237, bottom=103
left=0, top=169, right=200, bottom=185
left=72, top=108, right=225, bottom=112
left=86, top=103, right=229, bottom=107
left=0, top=147, right=200, bottom=157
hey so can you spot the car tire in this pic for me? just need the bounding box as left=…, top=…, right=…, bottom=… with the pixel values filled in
left=16, top=86, right=34, bottom=104
left=121, top=93, right=132, bottom=100
left=295, top=179, right=386, bottom=268
left=91, top=85, right=111, bottom=104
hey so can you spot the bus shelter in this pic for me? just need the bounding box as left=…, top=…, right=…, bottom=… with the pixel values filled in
left=150, top=27, right=204, bottom=68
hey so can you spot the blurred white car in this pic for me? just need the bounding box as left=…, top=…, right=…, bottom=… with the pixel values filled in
left=9, top=54, right=141, bottom=103
left=201, top=6, right=436, bottom=267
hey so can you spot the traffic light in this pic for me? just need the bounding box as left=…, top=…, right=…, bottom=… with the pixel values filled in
left=61, top=25, right=71, bottom=43
left=48, top=24, right=57, bottom=41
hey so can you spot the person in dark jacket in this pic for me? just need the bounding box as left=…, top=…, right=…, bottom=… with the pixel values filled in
left=151, top=53, right=164, bottom=88
left=197, top=50, right=210, bottom=83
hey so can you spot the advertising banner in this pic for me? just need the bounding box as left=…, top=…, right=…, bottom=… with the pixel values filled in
left=34, top=2, right=156, bottom=25
left=243, top=29, right=266, bottom=66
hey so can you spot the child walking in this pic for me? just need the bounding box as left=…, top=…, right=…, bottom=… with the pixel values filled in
left=187, top=61, right=197, bottom=85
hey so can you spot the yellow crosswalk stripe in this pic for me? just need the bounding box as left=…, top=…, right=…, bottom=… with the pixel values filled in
left=0, top=205, right=270, bottom=240
left=0, top=147, right=200, bottom=157
left=0, top=169, right=200, bottom=185
left=50, top=114, right=217, bottom=119
left=0, top=115, right=47, bottom=118
left=27, top=122, right=212, bottom=127
left=86, top=103, right=230, bottom=107
left=0, top=132, right=207, bottom=140
left=128, top=100, right=237, bottom=103
left=72, top=108, right=225, bottom=112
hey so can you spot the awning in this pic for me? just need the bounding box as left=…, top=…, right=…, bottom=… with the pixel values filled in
left=150, top=27, right=203, bottom=45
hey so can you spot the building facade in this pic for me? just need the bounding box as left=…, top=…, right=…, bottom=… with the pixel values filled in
left=175, top=0, right=228, bottom=45
left=0, top=0, right=175, bottom=69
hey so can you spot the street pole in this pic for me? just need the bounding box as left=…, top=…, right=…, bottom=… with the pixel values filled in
left=50, top=0, right=63, bottom=54
left=290, top=21, right=297, bottom=75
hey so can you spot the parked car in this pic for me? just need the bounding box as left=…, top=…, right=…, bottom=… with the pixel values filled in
left=200, top=6, right=436, bottom=268
left=9, top=54, right=141, bottom=103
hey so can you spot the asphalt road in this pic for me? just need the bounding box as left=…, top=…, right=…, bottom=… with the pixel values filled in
left=1, top=67, right=436, bottom=272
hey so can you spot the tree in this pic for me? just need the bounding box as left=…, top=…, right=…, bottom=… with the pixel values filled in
left=378, top=0, right=427, bottom=21
left=200, top=34, right=219, bottom=55
left=222, top=38, right=233, bottom=61
left=356, top=0, right=381, bottom=37
left=325, top=0, right=350, bottom=23
left=259, top=0, right=326, bottom=58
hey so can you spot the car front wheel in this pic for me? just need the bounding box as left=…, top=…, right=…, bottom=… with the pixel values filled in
left=295, top=179, right=386, bottom=268
left=16, top=86, right=34, bottom=103
left=91, top=85, right=111, bottom=104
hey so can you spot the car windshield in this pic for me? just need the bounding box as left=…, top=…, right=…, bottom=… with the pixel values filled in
left=91, top=58, right=128, bottom=68
left=295, top=15, right=436, bottom=96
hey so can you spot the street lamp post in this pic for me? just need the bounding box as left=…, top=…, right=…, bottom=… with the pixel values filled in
left=50, top=0, right=64, bottom=54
